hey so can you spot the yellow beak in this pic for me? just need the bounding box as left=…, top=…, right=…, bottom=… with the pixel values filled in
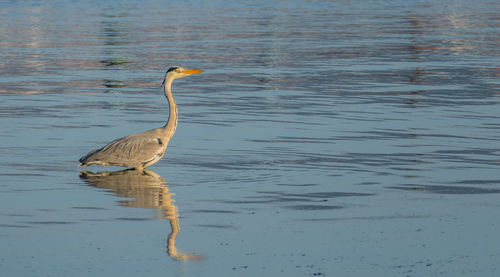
left=182, top=69, right=204, bottom=75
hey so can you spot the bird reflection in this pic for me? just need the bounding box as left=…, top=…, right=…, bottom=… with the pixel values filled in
left=79, top=169, right=204, bottom=261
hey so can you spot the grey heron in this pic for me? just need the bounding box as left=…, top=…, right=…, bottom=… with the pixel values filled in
left=79, top=66, right=204, bottom=170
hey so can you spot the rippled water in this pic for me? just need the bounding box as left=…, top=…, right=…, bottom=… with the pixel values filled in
left=1, top=0, right=499, bottom=276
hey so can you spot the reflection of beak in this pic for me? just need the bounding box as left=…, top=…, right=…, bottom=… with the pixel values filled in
left=182, top=69, right=204, bottom=75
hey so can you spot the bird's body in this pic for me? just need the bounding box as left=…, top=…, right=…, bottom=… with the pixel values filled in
left=79, top=66, right=203, bottom=170
left=79, top=128, right=168, bottom=170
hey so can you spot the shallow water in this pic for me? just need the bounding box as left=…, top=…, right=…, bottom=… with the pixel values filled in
left=1, top=0, right=499, bottom=276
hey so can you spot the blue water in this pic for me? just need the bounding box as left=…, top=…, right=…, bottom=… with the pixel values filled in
left=1, top=0, right=499, bottom=276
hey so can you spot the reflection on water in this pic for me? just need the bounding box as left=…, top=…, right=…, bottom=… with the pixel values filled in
left=389, top=184, right=500, bottom=194
left=1, top=0, right=499, bottom=276
left=79, top=169, right=204, bottom=261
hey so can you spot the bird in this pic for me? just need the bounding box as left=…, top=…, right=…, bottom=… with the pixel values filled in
left=79, top=66, right=204, bottom=170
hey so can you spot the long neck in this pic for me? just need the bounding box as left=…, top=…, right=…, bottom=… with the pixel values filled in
left=162, top=77, right=178, bottom=140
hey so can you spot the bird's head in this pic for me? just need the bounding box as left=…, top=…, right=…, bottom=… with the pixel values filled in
left=165, top=66, right=204, bottom=80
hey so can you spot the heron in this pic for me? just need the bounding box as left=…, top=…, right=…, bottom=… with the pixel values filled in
left=79, top=66, right=204, bottom=170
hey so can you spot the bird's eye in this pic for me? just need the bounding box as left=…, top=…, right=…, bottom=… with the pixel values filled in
left=175, top=69, right=181, bottom=73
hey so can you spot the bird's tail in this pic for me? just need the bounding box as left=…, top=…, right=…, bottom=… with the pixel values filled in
left=78, top=149, right=98, bottom=167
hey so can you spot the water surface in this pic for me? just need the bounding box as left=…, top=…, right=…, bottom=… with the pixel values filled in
left=1, top=0, right=499, bottom=276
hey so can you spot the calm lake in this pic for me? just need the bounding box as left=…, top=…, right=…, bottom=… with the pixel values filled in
left=1, top=0, right=499, bottom=276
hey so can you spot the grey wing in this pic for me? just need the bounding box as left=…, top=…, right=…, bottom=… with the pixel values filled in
left=80, top=132, right=165, bottom=167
